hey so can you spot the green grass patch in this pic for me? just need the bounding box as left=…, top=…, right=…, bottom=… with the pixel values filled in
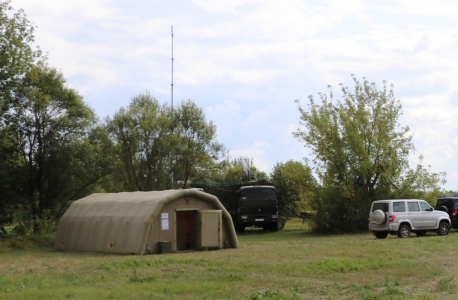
left=1, top=226, right=458, bottom=299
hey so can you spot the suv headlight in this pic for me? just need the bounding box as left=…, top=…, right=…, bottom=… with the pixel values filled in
left=241, top=216, right=247, bottom=220
left=272, top=215, right=278, bottom=219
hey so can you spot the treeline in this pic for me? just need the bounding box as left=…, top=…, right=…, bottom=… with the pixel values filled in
left=0, top=1, right=449, bottom=234
left=0, top=2, right=235, bottom=233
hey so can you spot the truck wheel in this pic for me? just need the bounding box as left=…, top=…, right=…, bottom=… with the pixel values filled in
left=270, top=222, right=278, bottom=232
left=236, top=221, right=245, bottom=233
left=437, top=222, right=450, bottom=236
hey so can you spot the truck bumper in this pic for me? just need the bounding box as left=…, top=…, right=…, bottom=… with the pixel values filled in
left=239, top=214, right=277, bottom=227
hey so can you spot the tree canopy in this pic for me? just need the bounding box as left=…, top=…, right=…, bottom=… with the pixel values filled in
left=270, top=160, right=316, bottom=214
left=0, top=0, right=41, bottom=116
left=172, top=100, right=225, bottom=188
left=1, top=63, right=111, bottom=232
left=105, top=94, right=226, bottom=192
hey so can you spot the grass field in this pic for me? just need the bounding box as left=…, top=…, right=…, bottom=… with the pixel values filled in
left=0, top=220, right=457, bottom=299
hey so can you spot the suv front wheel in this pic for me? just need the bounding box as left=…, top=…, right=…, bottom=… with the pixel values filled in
left=437, top=222, right=450, bottom=236
left=398, top=224, right=410, bottom=238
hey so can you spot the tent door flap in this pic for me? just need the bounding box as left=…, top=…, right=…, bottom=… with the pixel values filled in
left=196, top=210, right=222, bottom=250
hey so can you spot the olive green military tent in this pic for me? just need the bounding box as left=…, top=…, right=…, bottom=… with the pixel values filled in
left=54, top=189, right=238, bottom=255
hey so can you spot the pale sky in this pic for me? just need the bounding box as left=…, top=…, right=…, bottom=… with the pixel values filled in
left=11, top=0, right=458, bottom=190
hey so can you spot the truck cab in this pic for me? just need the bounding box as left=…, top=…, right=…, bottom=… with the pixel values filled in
left=233, top=185, right=278, bottom=232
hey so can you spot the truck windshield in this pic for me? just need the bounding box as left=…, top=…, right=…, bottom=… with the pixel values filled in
left=242, top=188, right=275, bottom=200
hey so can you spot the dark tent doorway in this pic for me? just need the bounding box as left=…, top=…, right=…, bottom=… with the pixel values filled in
left=176, top=210, right=196, bottom=250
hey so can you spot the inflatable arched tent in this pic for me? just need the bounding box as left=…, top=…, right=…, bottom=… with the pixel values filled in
left=54, top=190, right=238, bottom=255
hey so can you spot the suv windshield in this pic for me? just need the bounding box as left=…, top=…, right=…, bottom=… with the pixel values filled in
left=372, top=202, right=389, bottom=212
left=242, top=188, right=275, bottom=200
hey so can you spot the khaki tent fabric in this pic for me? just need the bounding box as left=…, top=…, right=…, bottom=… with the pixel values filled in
left=54, top=189, right=238, bottom=255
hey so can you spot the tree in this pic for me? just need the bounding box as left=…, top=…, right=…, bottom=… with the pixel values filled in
left=2, top=63, right=109, bottom=231
left=173, top=100, right=225, bottom=188
left=270, top=160, right=316, bottom=214
left=0, top=128, right=24, bottom=228
left=106, top=93, right=175, bottom=191
left=294, top=76, right=446, bottom=232
left=106, top=96, right=225, bottom=192
left=0, top=0, right=41, bottom=116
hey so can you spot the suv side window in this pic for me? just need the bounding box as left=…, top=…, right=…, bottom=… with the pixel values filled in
left=419, top=201, right=431, bottom=211
left=393, top=201, right=405, bottom=212
left=408, top=202, right=420, bottom=212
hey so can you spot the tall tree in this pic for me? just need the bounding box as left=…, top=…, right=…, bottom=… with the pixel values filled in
left=3, top=63, right=109, bottom=230
left=270, top=160, right=316, bottom=214
left=106, top=93, right=176, bottom=191
left=0, top=0, right=41, bottom=117
left=173, top=100, right=225, bottom=188
left=106, top=96, right=225, bottom=191
left=294, top=76, right=445, bottom=232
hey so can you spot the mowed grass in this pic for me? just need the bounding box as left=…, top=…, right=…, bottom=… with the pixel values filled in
left=0, top=220, right=457, bottom=299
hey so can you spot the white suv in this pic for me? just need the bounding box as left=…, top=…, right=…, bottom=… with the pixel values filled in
left=369, top=199, right=451, bottom=239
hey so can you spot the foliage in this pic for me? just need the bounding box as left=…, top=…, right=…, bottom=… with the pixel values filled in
left=441, top=190, right=458, bottom=198
left=218, top=156, right=268, bottom=182
left=0, top=0, right=42, bottom=229
left=0, top=128, right=23, bottom=226
left=106, top=93, right=175, bottom=191
left=270, top=160, right=316, bottom=214
left=106, top=95, right=225, bottom=191
left=294, top=76, right=446, bottom=232
left=172, top=100, right=226, bottom=188
left=387, top=154, right=446, bottom=204
left=0, top=0, right=41, bottom=116
left=11, top=209, right=56, bottom=236
left=1, top=63, right=110, bottom=231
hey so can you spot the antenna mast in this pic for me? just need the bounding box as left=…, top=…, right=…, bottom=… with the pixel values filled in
left=171, top=26, right=174, bottom=109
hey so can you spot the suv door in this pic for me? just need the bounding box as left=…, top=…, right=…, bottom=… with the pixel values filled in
left=420, top=201, right=435, bottom=229
left=407, top=201, right=423, bottom=228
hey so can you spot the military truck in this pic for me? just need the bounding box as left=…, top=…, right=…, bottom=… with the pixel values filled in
left=231, top=185, right=278, bottom=232
left=192, top=159, right=281, bottom=232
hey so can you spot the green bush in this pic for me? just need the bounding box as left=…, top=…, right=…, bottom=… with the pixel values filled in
left=12, top=209, right=56, bottom=236
left=0, top=232, right=56, bottom=250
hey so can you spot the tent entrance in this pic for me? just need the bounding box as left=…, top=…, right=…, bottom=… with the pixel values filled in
left=176, top=210, right=196, bottom=250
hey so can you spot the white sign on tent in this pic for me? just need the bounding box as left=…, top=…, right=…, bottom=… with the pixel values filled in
left=161, top=213, right=169, bottom=230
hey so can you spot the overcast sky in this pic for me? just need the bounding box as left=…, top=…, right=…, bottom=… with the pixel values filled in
left=11, top=0, right=458, bottom=190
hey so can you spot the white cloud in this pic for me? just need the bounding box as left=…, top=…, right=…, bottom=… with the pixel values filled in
left=192, top=0, right=258, bottom=14
left=229, top=138, right=273, bottom=172
left=254, top=140, right=271, bottom=147
left=10, top=0, right=458, bottom=188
